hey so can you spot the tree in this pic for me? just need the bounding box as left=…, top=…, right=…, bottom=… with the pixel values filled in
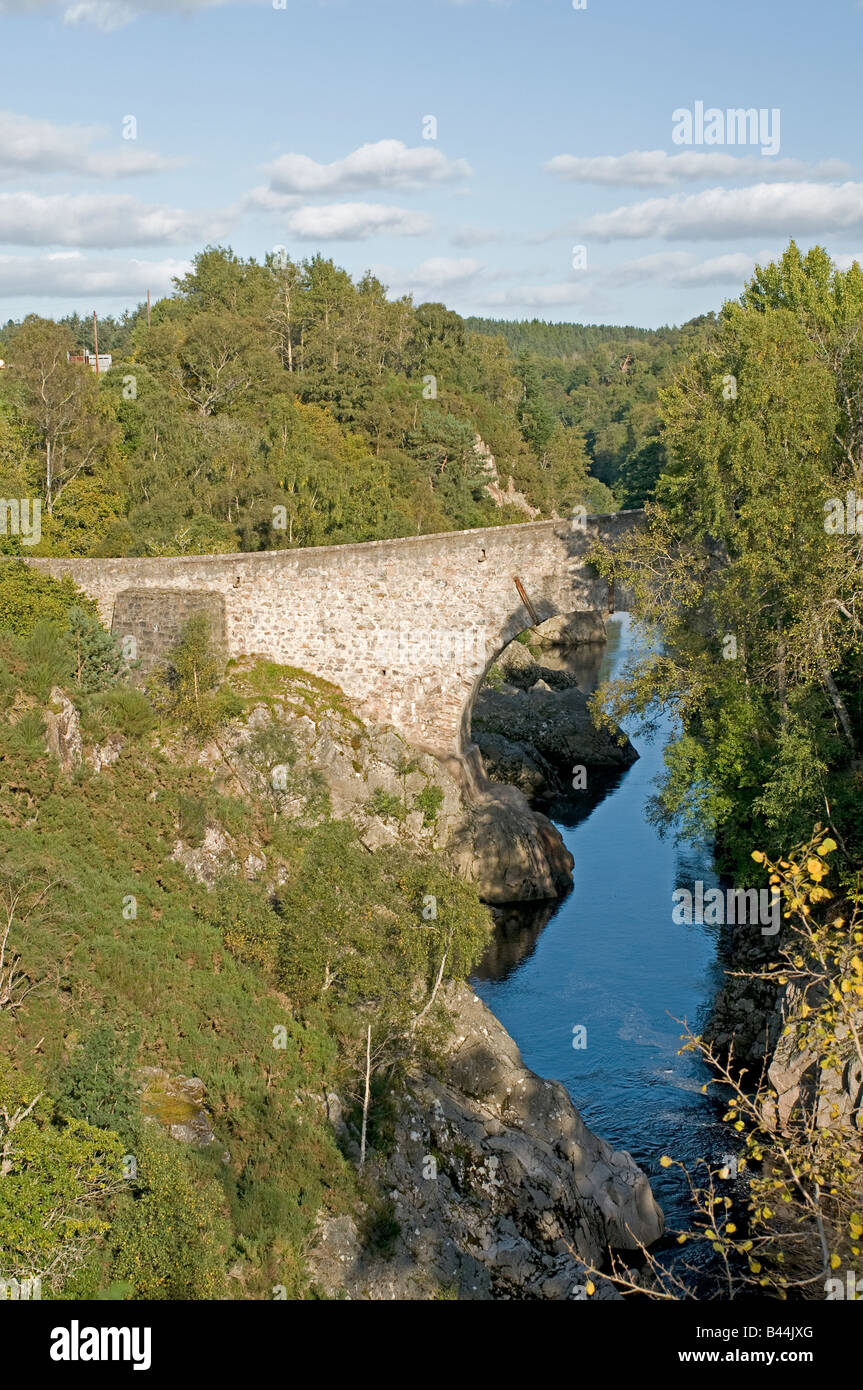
left=5, top=317, right=115, bottom=515
left=65, top=605, right=126, bottom=693
left=592, top=244, right=863, bottom=872
left=0, top=560, right=96, bottom=637
left=150, top=613, right=225, bottom=734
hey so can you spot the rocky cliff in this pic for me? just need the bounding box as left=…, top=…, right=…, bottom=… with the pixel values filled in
left=309, top=981, right=663, bottom=1300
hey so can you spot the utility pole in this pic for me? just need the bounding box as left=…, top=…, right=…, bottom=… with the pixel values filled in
left=92, top=310, right=100, bottom=375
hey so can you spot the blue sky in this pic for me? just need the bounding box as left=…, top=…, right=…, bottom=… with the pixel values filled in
left=0, top=0, right=860, bottom=326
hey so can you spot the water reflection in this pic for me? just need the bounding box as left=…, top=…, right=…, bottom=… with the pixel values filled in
left=471, top=614, right=733, bottom=1266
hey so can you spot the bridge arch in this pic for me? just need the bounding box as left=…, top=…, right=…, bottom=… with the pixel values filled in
left=21, top=512, right=642, bottom=774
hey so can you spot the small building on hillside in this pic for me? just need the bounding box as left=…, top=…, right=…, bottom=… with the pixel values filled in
left=67, top=350, right=113, bottom=374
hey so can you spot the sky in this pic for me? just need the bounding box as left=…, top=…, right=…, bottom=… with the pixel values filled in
left=0, top=0, right=860, bottom=328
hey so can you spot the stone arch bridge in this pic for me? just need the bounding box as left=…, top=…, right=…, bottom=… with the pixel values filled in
left=25, top=512, right=643, bottom=779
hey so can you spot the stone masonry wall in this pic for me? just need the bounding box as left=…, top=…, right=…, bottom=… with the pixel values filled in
left=22, top=513, right=642, bottom=762
left=112, top=589, right=226, bottom=677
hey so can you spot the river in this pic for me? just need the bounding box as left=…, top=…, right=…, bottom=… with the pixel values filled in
left=472, top=613, right=734, bottom=1285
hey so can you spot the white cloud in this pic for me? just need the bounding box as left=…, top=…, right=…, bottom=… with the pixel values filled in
left=0, top=191, right=227, bottom=247
left=0, top=250, right=189, bottom=296
left=580, top=182, right=863, bottom=241
left=0, top=0, right=230, bottom=29
left=546, top=150, right=851, bottom=187
left=239, top=185, right=302, bottom=214
left=371, top=256, right=486, bottom=297
left=480, top=281, right=597, bottom=309
left=283, top=202, right=433, bottom=240
left=0, top=110, right=180, bottom=180
left=835, top=252, right=863, bottom=271
left=601, top=250, right=771, bottom=288
left=405, top=256, right=483, bottom=289
left=266, top=140, right=471, bottom=196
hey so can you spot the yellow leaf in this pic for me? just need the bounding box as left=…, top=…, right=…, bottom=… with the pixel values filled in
left=830, top=1253, right=841, bottom=1270
left=659, top=1155, right=673, bottom=1168
left=585, top=1279, right=595, bottom=1296
left=818, top=838, right=837, bottom=855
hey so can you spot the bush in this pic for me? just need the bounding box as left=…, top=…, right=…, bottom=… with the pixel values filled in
left=0, top=560, right=96, bottom=638
left=54, top=1023, right=141, bottom=1144
left=105, top=1131, right=230, bottom=1300
left=414, top=784, right=444, bottom=827
left=366, top=788, right=406, bottom=821
left=95, top=686, right=155, bottom=738
left=0, top=1079, right=123, bottom=1294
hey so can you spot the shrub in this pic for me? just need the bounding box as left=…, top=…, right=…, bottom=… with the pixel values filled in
left=414, top=784, right=444, bottom=827
left=0, top=560, right=96, bottom=638
left=105, top=1131, right=230, bottom=1300
left=366, top=788, right=406, bottom=821
left=95, top=686, right=155, bottom=738
left=53, top=1023, right=141, bottom=1144
left=0, top=1079, right=123, bottom=1294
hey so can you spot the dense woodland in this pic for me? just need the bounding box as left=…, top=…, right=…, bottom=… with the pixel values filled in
left=0, top=248, right=716, bottom=561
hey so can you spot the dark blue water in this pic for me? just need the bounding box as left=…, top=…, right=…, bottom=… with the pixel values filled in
left=472, top=614, right=732, bottom=1248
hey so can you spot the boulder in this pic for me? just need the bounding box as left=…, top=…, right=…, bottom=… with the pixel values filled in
left=473, top=682, right=637, bottom=799
left=532, top=612, right=607, bottom=648
left=138, top=1067, right=219, bottom=1149
left=494, top=640, right=540, bottom=685
left=449, top=782, right=574, bottom=903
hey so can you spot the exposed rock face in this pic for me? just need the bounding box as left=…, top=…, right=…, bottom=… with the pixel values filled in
left=448, top=784, right=574, bottom=903
left=476, top=433, right=542, bottom=520
left=768, top=1006, right=863, bottom=1131
left=532, top=612, right=607, bottom=648
left=474, top=680, right=637, bottom=800
left=182, top=665, right=575, bottom=905
left=708, top=929, right=863, bottom=1132
left=88, top=733, right=124, bottom=774
left=172, top=825, right=247, bottom=888
left=44, top=687, right=82, bottom=774
left=309, top=982, right=663, bottom=1300
left=138, top=1067, right=220, bottom=1149
left=485, top=474, right=542, bottom=520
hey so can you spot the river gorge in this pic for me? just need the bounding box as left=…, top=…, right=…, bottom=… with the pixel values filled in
left=472, top=615, right=736, bottom=1284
